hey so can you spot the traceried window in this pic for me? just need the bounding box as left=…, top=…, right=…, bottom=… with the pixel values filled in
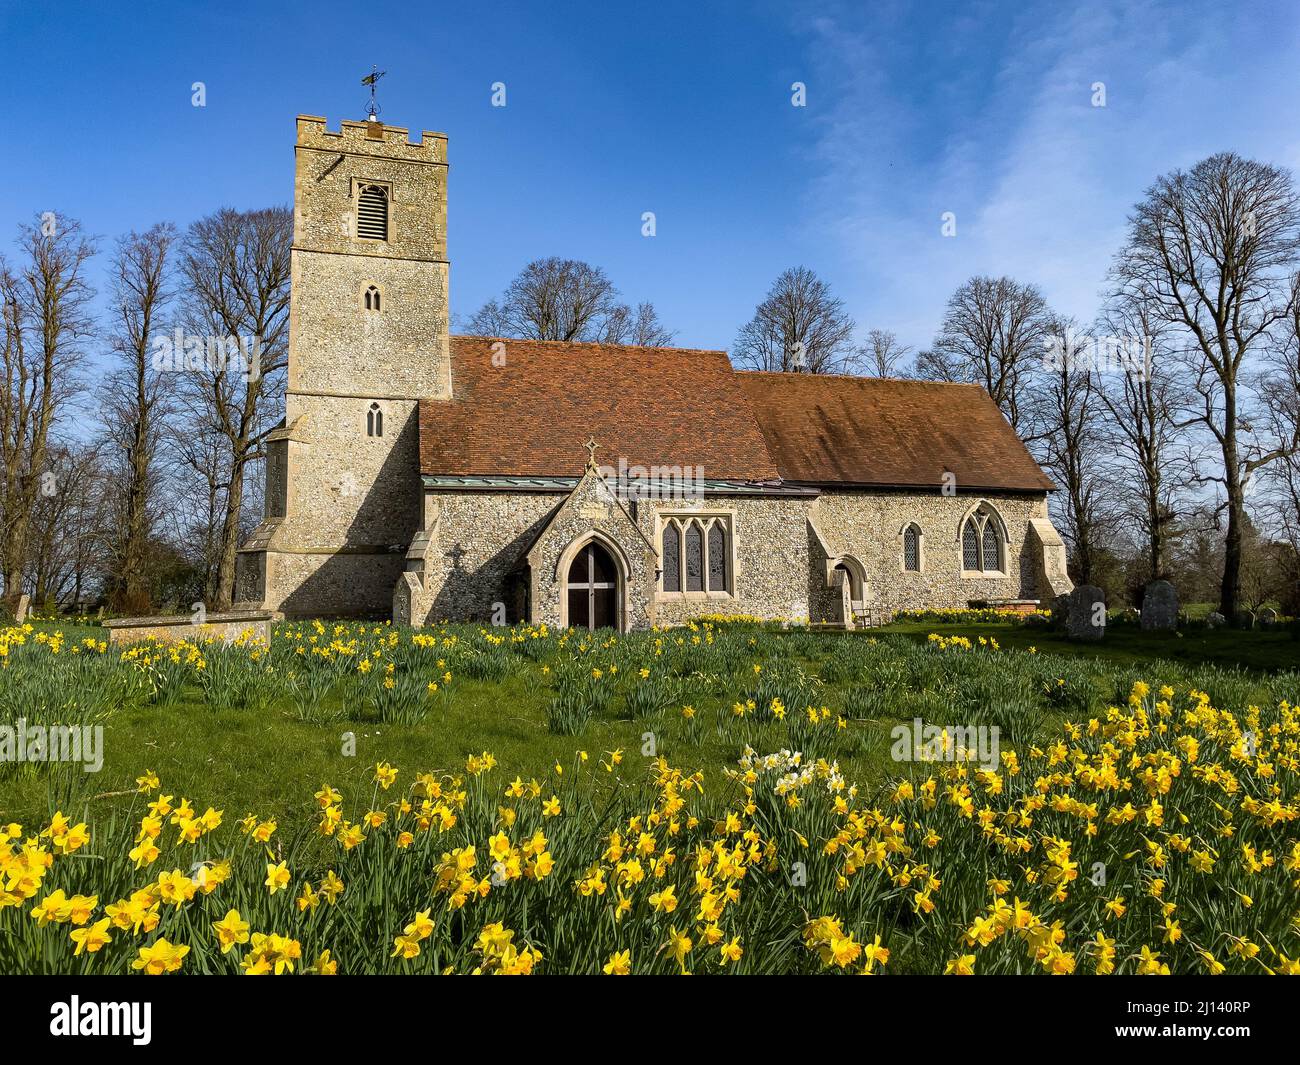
left=366, top=402, right=383, bottom=438
left=961, top=506, right=1005, bottom=574
left=357, top=184, right=389, bottom=241
left=364, top=285, right=381, bottom=311
left=659, top=515, right=732, bottom=596
left=903, top=524, right=921, bottom=572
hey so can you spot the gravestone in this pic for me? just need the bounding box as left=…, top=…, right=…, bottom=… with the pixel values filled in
left=1205, top=611, right=1226, bottom=629
left=1140, top=579, right=1178, bottom=632
left=1066, top=585, right=1106, bottom=641
left=1235, top=610, right=1256, bottom=630
left=14, top=593, right=30, bottom=623
left=1260, top=607, right=1279, bottom=628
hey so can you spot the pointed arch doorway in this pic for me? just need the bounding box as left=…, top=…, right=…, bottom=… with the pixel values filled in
left=566, top=540, right=618, bottom=630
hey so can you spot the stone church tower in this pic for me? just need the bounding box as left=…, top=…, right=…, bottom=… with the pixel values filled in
left=236, top=115, right=450, bottom=615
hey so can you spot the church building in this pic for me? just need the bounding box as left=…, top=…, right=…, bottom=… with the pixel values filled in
left=235, top=114, right=1073, bottom=630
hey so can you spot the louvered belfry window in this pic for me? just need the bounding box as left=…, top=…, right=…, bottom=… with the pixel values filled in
left=357, top=184, right=389, bottom=241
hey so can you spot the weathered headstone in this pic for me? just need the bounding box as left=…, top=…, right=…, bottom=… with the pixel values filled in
left=1205, top=611, right=1226, bottom=629
left=1234, top=610, right=1256, bottom=630
left=1140, top=579, right=1178, bottom=632
left=1067, top=585, right=1106, bottom=641
left=1260, top=607, right=1280, bottom=628
left=13, top=593, right=30, bottom=623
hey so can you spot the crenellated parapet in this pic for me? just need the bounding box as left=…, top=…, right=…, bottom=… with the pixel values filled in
left=295, top=115, right=447, bottom=164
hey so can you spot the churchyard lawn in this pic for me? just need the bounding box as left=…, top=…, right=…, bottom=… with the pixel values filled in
left=0, top=614, right=1296, bottom=974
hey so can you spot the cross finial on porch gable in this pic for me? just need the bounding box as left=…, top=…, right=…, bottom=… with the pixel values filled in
left=583, top=435, right=600, bottom=471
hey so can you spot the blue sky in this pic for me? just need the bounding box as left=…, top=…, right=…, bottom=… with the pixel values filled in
left=3, top=0, right=1299, bottom=364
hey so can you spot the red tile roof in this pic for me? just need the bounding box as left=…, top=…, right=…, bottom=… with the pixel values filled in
left=418, top=338, right=1054, bottom=493
left=418, top=337, right=781, bottom=480
left=736, top=371, right=1055, bottom=491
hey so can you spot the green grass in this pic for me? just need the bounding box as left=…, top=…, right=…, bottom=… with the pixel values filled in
left=1, top=617, right=1295, bottom=835
left=879, top=618, right=1299, bottom=672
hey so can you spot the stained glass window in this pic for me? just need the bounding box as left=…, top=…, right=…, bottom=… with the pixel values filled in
left=662, top=523, right=680, bottom=592
left=707, top=522, right=727, bottom=591
left=684, top=523, right=703, bottom=591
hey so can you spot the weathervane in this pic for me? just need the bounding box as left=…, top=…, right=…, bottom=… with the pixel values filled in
left=362, top=65, right=387, bottom=120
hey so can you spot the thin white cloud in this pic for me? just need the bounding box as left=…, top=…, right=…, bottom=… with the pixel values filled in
left=793, top=0, right=1300, bottom=351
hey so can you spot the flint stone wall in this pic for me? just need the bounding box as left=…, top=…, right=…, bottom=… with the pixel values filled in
left=809, top=489, right=1054, bottom=619
left=399, top=487, right=813, bottom=629
left=396, top=484, right=1067, bottom=631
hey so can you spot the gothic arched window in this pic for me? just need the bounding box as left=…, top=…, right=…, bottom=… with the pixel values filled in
left=961, top=506, right=1005, bottom=574
left=366, top=402, right=383, bottom=438
left=662, top=523, right=681, bottom=593
left=364, top=285, right=381, bottom=312
left=660, top=516, right=732, bottom=596
left=357, top=184, right=389, bottom=241
left=684, top=522, right=704, bottom=592
left=903, top=524, right=921, bottom=571
left=707, top=522, right=727, bottom=591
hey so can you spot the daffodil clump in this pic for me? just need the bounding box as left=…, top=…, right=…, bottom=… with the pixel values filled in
left=1, top=676, right=1297, bottom=974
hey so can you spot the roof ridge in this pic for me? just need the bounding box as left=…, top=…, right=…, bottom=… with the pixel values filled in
left=737, top=369, right=982, bottom=387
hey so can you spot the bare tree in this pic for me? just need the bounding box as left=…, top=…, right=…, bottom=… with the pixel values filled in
left=1095, top=294, right=1195, bottom=583
left=25, top=440, right=107, bottom=609
left=916, top=276, right=1053, bottom=434
left=0, top=216, right=96, bottom=607
left=598, top=301, right=677, bottom=347
left=860, top=329, right=913, bottom=377
left=467, top=257, right=671, bottom=345
left=1034, top=319, right=1114, bottom=585
left=177, top=207, right=291, bottom=609
left=162, top=422, right=228, bottom=600
left=103, top=223, right=177, bottom=613
left=1110, top=152, right=1300, bottom=618
left=732, top=266, right=857, bottom=373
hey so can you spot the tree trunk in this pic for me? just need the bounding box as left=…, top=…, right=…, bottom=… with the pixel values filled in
left=213, top=448, right=247, bottom=609
left=1219, top=384, right=1242, bottom=618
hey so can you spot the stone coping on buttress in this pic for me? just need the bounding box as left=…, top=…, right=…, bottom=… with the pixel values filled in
left=103, top=611, right=278, bottom=630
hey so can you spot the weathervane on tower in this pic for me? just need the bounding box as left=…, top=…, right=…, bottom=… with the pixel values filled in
left=362, top=65, right=387, bottom=121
